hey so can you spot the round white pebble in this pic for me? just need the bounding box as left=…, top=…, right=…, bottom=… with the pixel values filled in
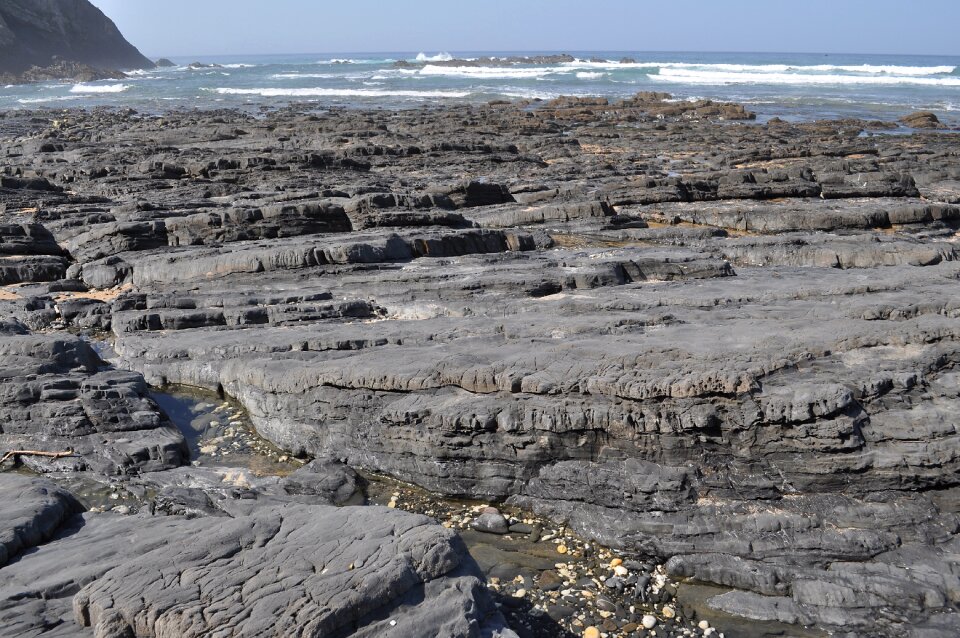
left=642, top=614, right=657, bottom=629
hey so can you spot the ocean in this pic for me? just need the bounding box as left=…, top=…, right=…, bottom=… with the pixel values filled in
left=3, top=51, right=959, bottom=123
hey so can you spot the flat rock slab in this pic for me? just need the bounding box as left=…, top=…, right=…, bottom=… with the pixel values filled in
left=73, top=505, right=508, bottom=638
left=0, top=474, right=81, bottom=566
left=0, top=475, right=513, bottom=638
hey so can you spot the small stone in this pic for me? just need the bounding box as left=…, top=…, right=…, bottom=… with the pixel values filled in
left=595, top=596, right=617, bottom=613
left=583, top=627, right=601, bottom=638
left=539, top=570, right=564, bottom=591
left=610, top=558, right=623, bottom=568
left=471, top=510, right=510, bottom=534
left=547, top=604, right=575, bottom=621
left=613, top=565, right=629, bottom=577
left=662, top=605, right=676, bottom=619
left=642, top=615, right=657, bottom=629
left=513, top=588, right=526, bottom=598
left=557, top=544, right=568, bottom=554
left=603, top=576, right=623, bottom=590
left=698, top=620, right=710, bottom=630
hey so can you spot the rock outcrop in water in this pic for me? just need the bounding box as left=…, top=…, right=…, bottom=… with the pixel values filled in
left=0, top=0, right=153, bottom=82
left=1, top=93, right=959, bottom=636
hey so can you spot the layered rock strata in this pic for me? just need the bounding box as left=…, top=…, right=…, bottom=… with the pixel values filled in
left=0, top=94, right=958, bottom=635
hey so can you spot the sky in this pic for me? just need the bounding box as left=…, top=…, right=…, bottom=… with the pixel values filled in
left=90, top=0, right=960, bottom=58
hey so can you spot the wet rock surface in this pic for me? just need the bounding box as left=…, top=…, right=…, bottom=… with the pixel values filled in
left=1, top=94, right=960, bottom=636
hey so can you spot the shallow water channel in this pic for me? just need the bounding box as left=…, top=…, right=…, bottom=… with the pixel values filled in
left=142, top=384, right=805, bottom=638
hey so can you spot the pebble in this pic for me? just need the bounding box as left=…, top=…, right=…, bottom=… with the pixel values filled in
left=699, top=620, right=711, bottom=630
left=360, top=474, right=707, bottom=638
left=583, top=627, right=601, bottom=638
left=546, top=604, right=575, bottom=621
left=509, top=522, right=534, bottom=534
left=471, top=510, right=510, bottom=534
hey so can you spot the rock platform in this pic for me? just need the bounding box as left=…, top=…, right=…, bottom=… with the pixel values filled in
left=1, top=93, right=959, bottom=636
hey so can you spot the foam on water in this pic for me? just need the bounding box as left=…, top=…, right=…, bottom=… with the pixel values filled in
left=651, top=68, right=960, bottom=87
left=69, top=83, right=129, bottom=93
left=271, top=73, right=342, bottom=79
left=416, top=52, right=454, bottom=62
left=565, top=60, right=957, bottom=75
left=0, top=51, right=954, bottom=124
left=213, top=87, right=472, bottom=98
left=17, top=96, right=81, bottom=104
left=419, top=65, right=562, bottom=79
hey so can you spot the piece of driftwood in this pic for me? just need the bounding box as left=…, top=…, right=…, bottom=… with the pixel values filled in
left=0, top=449, right=76, bottom=464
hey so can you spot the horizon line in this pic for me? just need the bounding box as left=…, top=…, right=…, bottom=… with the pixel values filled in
left=141, top=49, right=960, bottom=60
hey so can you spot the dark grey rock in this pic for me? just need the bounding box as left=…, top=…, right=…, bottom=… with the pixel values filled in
left=472, top=510, right=511, bottom=535
left=0, top=474, right=82, bottom=566
left=0, top=0, right=154, bottom=80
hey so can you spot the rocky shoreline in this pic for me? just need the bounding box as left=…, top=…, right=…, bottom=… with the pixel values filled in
left=1, top=93, right=959, bottom=637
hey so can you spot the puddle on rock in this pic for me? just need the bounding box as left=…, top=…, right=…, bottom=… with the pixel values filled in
left=4, top=374, right=802, bottom=638
left=364, top=472, right=737, bottom=638
left=151, top=384, right=300, bottom=476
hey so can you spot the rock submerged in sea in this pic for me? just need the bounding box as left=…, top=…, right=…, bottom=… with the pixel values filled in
left=899, top=110, right=946, bottom=129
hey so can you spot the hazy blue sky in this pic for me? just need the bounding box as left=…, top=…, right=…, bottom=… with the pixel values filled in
left=90, top=0, right=960, bottom=58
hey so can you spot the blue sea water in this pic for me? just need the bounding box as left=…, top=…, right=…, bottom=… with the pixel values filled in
left=3, top=51, right=959, bottom=123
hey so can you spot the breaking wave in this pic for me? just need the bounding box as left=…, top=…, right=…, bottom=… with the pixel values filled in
left=415, top=52, right=453, bottom=62
left=69, top=83, right=129, bottom=93
left=212, top=87, right=471, bottom=98
left=650, top=68, right=960, bottom=87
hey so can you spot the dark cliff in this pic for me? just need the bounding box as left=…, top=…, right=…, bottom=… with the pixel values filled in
left=0, top=0, right=154, bottom=75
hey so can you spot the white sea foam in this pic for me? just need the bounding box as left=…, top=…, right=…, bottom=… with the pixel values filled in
left=419, top=65, right=560, bottom=79
left=565, top=60, right=957, bottom=75
left=69, top=83, right=129, bottom=93
left=576, top=71, right=607, bottom=79
left=650, top=68, right=960, bottom=87
left=270, top=73, right=340, bottom=79
left=316, top=58, right=385, bottom=65
left=212, top=87, right=471, bottom=98
left=18, top=96, right=82, bottom=104
left=221, top=63, right=258, bottom=69
left=415, top=52, right=453, bottom=62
